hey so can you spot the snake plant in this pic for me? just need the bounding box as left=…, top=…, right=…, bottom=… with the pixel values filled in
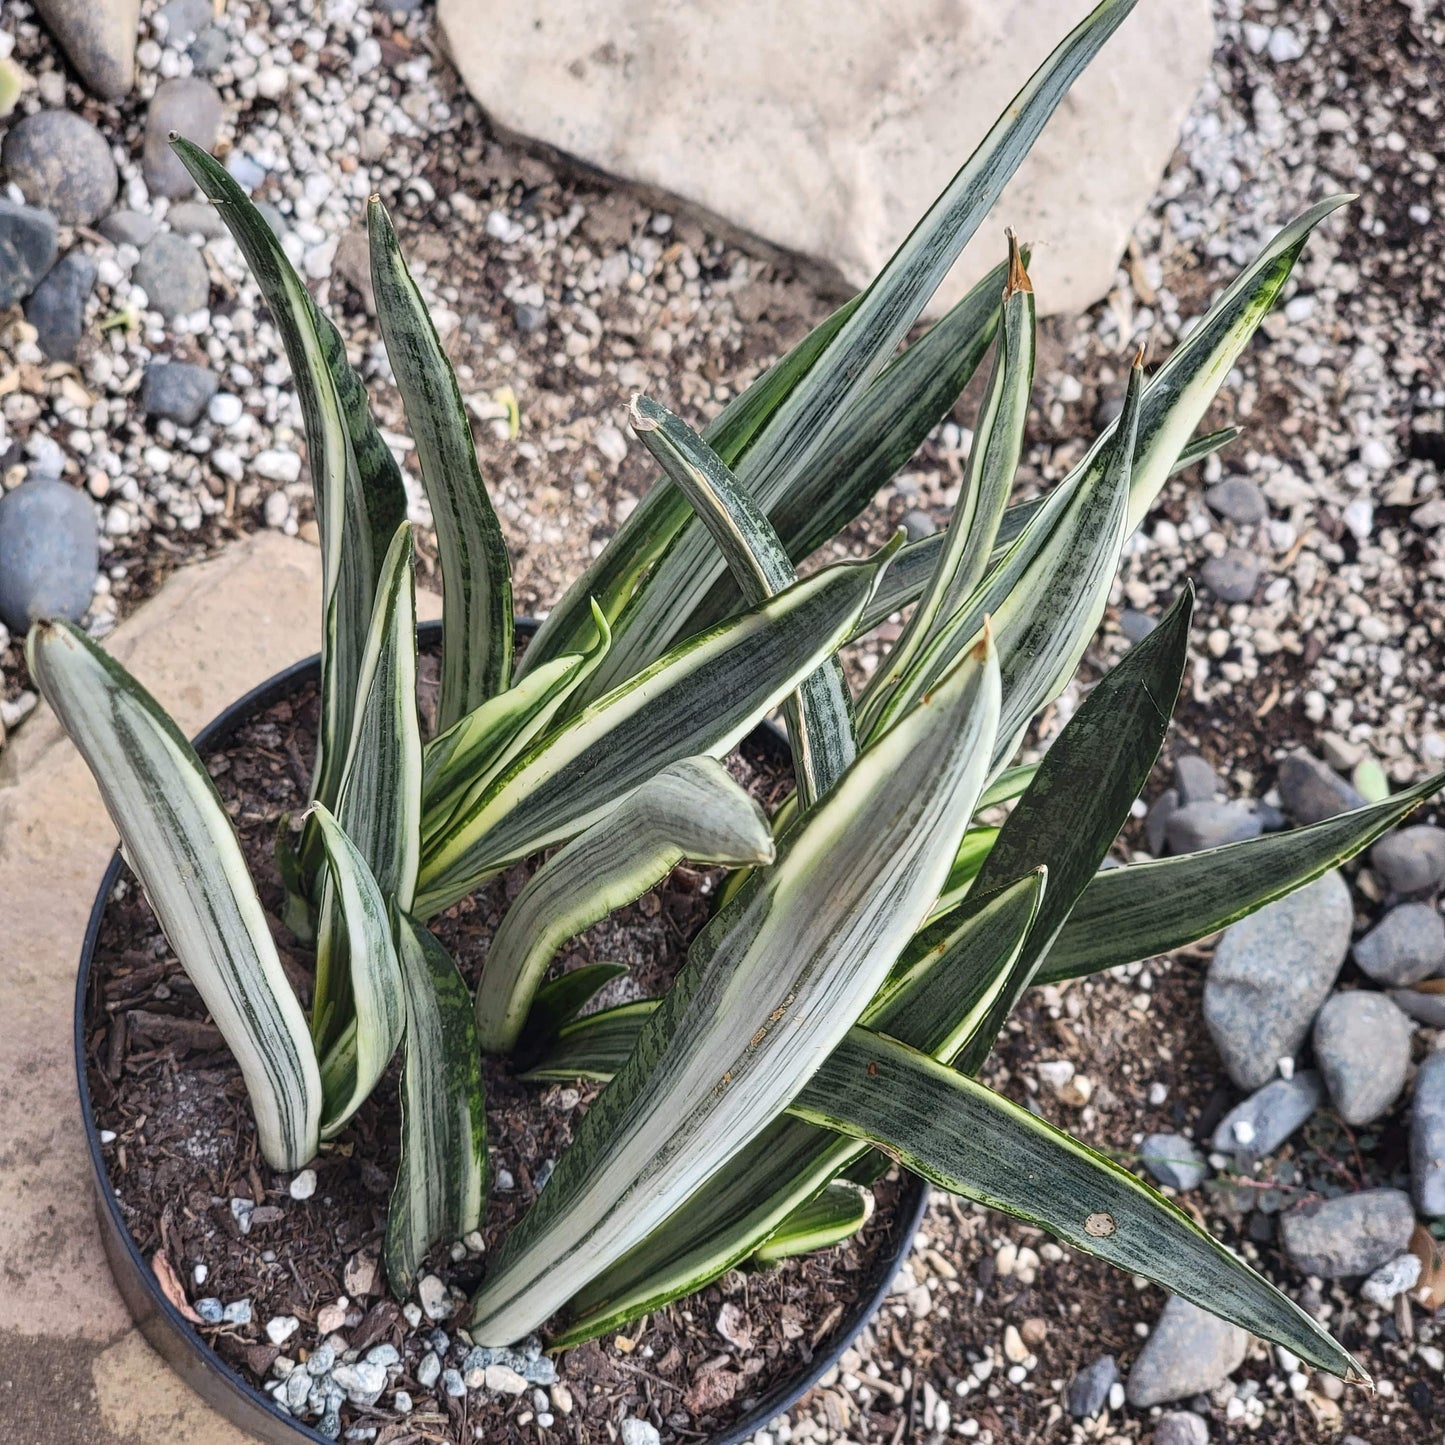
left=29, top=0, right=1436, bottom=1386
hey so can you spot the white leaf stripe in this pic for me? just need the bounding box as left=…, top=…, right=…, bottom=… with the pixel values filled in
left=28, top=621, right=321, bottom=1170
left=386, top=914, right=487, bottom=1294
left=467, top=632, right=1001, bottom=1343
left=475, top=757, right=774, bottom=1053
left=416, top=555, right=887, bottom=915
left=572, top=0, right=1137, bottom=703
left=311, top=805, right=406, bottom=1139
left=369, top=199, right=514, bottom=726
left=798, top=1029, right=1363, bottom=1381
left=628, top=394, right=855, bottom=808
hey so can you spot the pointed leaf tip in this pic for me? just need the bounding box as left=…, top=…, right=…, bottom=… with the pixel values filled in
left=1005, top=231, right=1032, bottom=296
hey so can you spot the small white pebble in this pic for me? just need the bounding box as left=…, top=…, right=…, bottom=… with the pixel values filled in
left=289, top=1169, right=318, bottom=1201
left=99, top=1129, right=117, bottom=1144
left=266, top=1316, right=300, bottom=1346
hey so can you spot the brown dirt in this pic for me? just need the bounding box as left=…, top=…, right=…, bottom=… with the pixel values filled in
left=81, top=653, right=917, bottom=1445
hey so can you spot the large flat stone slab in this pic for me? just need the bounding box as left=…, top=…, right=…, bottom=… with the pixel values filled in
left=438, top=0, right=1214, bottom=316
left=0, top=533, right=439, bottom=1442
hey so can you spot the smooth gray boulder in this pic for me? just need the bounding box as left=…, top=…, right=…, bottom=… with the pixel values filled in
left=1125, top=1296, right=1247, bottom=1407
left=0, top=478, right=99, bottom=632
left=1203, top=870, right=1354, bottom=1089
left=1279, top=1189, right=1414, bottom=1278
left=32, top=0, right=139, bottom=100
left=1372, top=825, right=1445, bottom=896
left=1067, top=1355, right=1118, bottom=1418
left=1392, top=987, right=1445, bottom=1027
left=1277, top=753, right=1364, bottom=825
left=1412, top=1052, right=1445, bottom=1217
left=1210, top=1071, right=1324, bottom=1167
left=1174, top=753, right=1219, bottom=804
left=1353, top=901, right=1445, bottom=986
left=1312, top=992, right=1411, bottom=1125
left=0, top=201, right=59, bottom=309
left=1204, top=477, right=1268, bottom=526
left=25, top=251, right=96, bottom=361
left=1140, top=1133, right=1208, bottom=1192
left=141, top=361, right=219, bottom=426
left=1154, top=1414, right=1210, bottom=1445
left=1, top=111, right=117, bottom=225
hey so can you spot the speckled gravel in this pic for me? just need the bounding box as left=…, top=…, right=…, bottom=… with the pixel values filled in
left=3, top=0, right=1443, bottom=1442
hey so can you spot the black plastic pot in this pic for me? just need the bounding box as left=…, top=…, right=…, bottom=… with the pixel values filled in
left=75, top=618, right=928, bottom=1445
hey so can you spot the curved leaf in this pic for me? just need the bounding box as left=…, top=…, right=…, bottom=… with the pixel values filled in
left=27, top=620, right=321, bottom=1170
left=475, top=757, right=774, bottom=1053
left=754, top=1181, right=874, bottom=1265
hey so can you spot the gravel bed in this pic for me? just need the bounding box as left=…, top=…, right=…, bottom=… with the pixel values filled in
left=2, top=0, right=1443, bottom=1441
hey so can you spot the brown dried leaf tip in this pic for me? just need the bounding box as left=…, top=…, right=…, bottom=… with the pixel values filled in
left=1005, top=230, right=1033, bottom=298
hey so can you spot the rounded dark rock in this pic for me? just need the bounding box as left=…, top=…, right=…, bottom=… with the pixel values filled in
left=133, top=232, right=210, bottom=319
left=1199, top=549, right=1260, bottom=603
left=1067, top=1355, right=1118, bottom=1418
left=1353, top=901, right=1445, bottom=986
left=0, top=477, right=99, bottom=632
left=1210, top=1071, right=1324, bottom=1166
left=512, top=301, right=548, bottom=334
left=1154, top=1413, right=1210, bottom=1445
left=30, top=0, right=137, bottom=100
left=1125, top=1297, right=1247, bottom=1407
left=1371, top=825, right=1445, bottom=896
left=0, top=200, right=60, bottom=308
left=188, top=25, right=230, bottom=76
left=144, top=78, right=224, bottom=198
left=1277, top=752, right=1364, bottom=825
left=24, top=250, right=97, bottom=361
left=1204, top=476, right=1269, bottom=526
left=1278, top=1188, right=1414, bottom=1278
left=1, top=110, right=118, bottom=225
left=1145, top=787, right=1179, bottom=856
left=1312, top=991, right=1411, bottom=1125
left=1119, top=607, right=1157, bottom=645
left=1140, top=1133, right=1208, bottom=1192
left=141, top=361, right=219, bottom=426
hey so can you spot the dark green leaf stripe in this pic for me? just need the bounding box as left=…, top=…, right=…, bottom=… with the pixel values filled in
left=861, top=240, right=1034, bottom=729
left=797, top=1029, right=1364, bottom=1380
left=416, top=554, right=888, bottom=914
left=173, top=141, right=409, bottom=821
left=629, top=394, right=856, bottom=808
left=1040, top=772, right=1445, bottom=983
left=369, top=198, right=513, bottom=726
left=386, top=914, right=487, bottom=1295
left=28, top=620, right=321, bottom=1170
left=684, top=258, right=1007, bottom=640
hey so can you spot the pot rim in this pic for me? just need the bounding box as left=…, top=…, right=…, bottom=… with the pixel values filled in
left=74, top=617, right=928, bottom=1445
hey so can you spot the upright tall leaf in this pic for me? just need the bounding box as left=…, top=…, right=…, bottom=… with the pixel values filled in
left=312, top=524, right=422, bottom=1048
left=474, top=758, right=775, bottom=1054
left=572, top=0, right=1139, bottom=700
left=370, top=198, right=513, bottom=725
left=417, top=553, right=890, bottom=914
left=864, top=236, right=1035, bottom=732
left=28, top=620, right=321, bottom=1170
left=468, top=631, right=1001, bottom=1343
left=519, top=299, right=860, bottom=674
left=798, top=1029, right=1363, bottom=1381
left=628, top=394, right=856, bottom=808
left=311, top=806, right=406, bottom=1138
left=171, top=139, right=406, bottom=817
left=386, top=914, right=487, bottom=1295
left=682, top=257, right=1008, bottom=639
